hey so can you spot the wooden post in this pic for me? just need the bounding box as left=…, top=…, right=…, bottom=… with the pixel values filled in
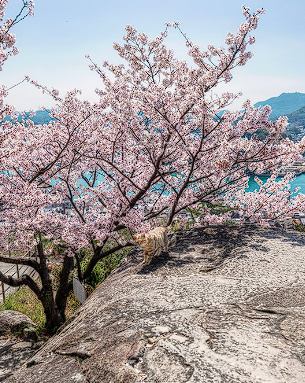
left=16, top=264, right=20, bottom=279
left=1, top=281, right=5, bottom=302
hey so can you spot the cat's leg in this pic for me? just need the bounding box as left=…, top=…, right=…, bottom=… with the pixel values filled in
left=143, top=250, right=153, bottom=265
left=146, top=251, right=154, bottom=265
left=156, top=246, right=162, bottom=257
left=143, top=251, right=149, bottom=265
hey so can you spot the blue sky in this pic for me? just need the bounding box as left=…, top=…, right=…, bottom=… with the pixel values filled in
left=2, top=0, right=305, bottom=111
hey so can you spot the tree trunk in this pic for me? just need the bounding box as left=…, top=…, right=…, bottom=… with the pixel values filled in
left=40, top=285, right=65, bottom=334
left=36, top=238, right=66, bottom=334
left=55, top=254, right=74, bottom=322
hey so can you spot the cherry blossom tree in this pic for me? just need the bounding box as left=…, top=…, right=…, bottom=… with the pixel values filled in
left=1, top=5, right=305, bottom=333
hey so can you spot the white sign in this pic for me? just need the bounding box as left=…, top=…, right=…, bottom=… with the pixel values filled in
left=73, top=276, right=87, bottom=303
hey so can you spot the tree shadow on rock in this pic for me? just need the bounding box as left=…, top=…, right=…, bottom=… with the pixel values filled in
left=137, top=251, right=173, bottom=274
left=172, top=225, right=270, bottom=272
left=256, top=227, right=305, bottom=247
left=137, top=225, right=269, bottom=274
left=123, top=224, right=305, bottom=275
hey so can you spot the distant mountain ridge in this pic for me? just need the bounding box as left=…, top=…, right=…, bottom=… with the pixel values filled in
left=30, top=110, right=53, bottom=124
left=7, top=93, right=305, bottom=129
left=254, top=92, right=305, bottom=119
left=5, top=110, right=53, bottom=125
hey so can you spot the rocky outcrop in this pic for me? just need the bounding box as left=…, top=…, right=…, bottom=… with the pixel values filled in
left=0, top=310, right=36, bottom=336
left=0, top=311, right=39, bottom=381
left=6, top=225, right=305, bottom=382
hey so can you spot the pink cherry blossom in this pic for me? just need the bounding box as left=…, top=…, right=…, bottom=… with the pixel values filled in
left=0, top=5, right=305, bottom=332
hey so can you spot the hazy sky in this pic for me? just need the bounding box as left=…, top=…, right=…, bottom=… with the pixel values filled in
left=2, top=0, right=305, bottom=111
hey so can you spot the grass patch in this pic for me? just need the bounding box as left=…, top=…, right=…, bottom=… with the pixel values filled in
left=0, top=286, right=87, bottom=332
left=0, top=245, right=133, bottom=331
left=0, top=286, right=45, bottom=331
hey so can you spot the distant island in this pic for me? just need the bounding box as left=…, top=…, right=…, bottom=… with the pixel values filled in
left=7, top=92, right=305, bottom=141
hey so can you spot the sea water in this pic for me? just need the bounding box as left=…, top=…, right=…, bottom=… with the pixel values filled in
left=247, top=173, right=305, bottom=193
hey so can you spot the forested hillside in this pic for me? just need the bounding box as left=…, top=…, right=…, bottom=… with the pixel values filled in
left=254, top=92, right=305, bottom=119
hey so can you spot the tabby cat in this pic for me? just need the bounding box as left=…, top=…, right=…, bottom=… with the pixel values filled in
left=133, top=226, right=169, bottom=265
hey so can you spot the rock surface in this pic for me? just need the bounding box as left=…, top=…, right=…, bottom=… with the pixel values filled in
left=6, top=225, right=305, bottom=382
left=23, top=327, right=38, bottom=343
left=0, top=312, right=39, bottom=381
left=0, top=336, right=41, bottom=382
left=0, top=310, right=36, bottom=336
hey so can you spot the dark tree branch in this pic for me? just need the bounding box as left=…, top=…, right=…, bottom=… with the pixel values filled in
left=0, top=254, right=40, bottom=272
left=82, top=242, right=133, bottom=281
left=0, top=271, right=41, bottom=297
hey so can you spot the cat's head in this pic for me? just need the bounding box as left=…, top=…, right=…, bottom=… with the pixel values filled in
left=132, top=232, right=147, bottom=246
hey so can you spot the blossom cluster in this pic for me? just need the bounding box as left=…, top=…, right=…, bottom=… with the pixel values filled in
left=0, top=6, right=305, bottom=257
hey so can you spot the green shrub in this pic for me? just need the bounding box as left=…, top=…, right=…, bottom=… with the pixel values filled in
left=294, top=222, right=305, bottom=232
left=81, top=245, right=132, bottom=288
